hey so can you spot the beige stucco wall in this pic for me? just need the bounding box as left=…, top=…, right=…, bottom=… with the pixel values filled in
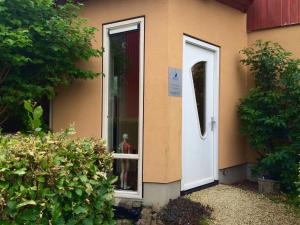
left=53, top=0, right=249, bottom=184
left=248, top=25, right=300, bottom=56
left=247, top=25, right=300, bottom=163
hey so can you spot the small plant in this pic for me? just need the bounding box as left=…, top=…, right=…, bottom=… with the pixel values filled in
left=239, top=41, right=300, bottom=193
left=23, top=100, right=44, bottom=134
left=298, top=165, right=300, bottom=195
left=295, top=164, right=300, bottom=207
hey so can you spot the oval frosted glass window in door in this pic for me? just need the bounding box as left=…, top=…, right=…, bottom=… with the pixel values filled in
left=191, top=61, right=207, bottom=137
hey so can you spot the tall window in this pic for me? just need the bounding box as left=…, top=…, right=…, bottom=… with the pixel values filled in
left=108, top=30, right=140, bottom=191
left=103, top=18, right=144, bottom=198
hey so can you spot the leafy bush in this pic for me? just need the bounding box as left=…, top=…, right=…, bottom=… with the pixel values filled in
left=0, top=102, right=115, bottom=225
left=0, top=0, right=102, bottom=128
left=239, top=41, right=300, bottom=193
left=0, top=130, right=115, bottom=225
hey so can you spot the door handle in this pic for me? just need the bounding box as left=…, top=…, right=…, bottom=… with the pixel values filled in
left=211, top=117, right=216, bottom=131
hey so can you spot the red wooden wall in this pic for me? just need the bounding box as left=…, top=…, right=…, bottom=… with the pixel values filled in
left=247, top=0, right=300, bottom=31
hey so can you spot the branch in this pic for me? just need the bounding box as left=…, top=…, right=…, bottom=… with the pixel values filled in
left=0, top=104, right=9, bottom=127
left=0, top=104, right=7, bottom=115
left=0, top=66, right=10, bottom=85
left=256, top=150, right=264, bottom=158
left=0, top=115, right=9, bottom=127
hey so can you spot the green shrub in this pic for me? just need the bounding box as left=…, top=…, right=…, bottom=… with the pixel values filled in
left=0, top=128, right=116, bottom=224
left=239, top=41, right=300, bottom=193
left=0, top=0, right=102, bottom=129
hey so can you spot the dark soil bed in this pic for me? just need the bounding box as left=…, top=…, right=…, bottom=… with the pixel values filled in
left=157, top=197, right=212, bottom=225
left=231, top=180, right=258, bottom=192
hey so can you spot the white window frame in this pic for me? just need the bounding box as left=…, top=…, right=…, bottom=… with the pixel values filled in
left=102, top=17, right=144, bottom=199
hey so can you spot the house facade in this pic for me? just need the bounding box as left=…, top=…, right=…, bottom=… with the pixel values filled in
left=51, top=0, right=300, bottom=208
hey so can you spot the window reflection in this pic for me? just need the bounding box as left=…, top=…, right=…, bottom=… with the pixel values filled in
left=108, top=30, right=140, bottom=154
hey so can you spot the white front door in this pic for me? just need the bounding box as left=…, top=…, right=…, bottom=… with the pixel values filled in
left=181, top=36, right=219, bottom=191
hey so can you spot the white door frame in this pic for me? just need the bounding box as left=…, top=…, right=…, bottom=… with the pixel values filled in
left=102, top=17, right=144, bottom=199
left=182, top=35, right=219, bottom=190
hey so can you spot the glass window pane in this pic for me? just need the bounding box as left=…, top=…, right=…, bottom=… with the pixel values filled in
left=113, top=159, right=138, bottom=191
left=107, top=30, right=140, bottom=154
left=191, top=62, right=206, bottom=136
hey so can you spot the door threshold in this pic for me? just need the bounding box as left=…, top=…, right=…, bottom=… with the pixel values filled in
left=180, top=180, right=219, bottom=196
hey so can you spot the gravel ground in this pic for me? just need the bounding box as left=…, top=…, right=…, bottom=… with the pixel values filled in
left=188, top=184, right=300, bottom=225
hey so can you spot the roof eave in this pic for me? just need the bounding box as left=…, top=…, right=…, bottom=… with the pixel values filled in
left=216, top=0, right=254, bottom=13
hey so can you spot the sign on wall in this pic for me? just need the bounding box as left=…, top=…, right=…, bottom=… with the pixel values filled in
left=168, top=67, right=182, bottom=97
